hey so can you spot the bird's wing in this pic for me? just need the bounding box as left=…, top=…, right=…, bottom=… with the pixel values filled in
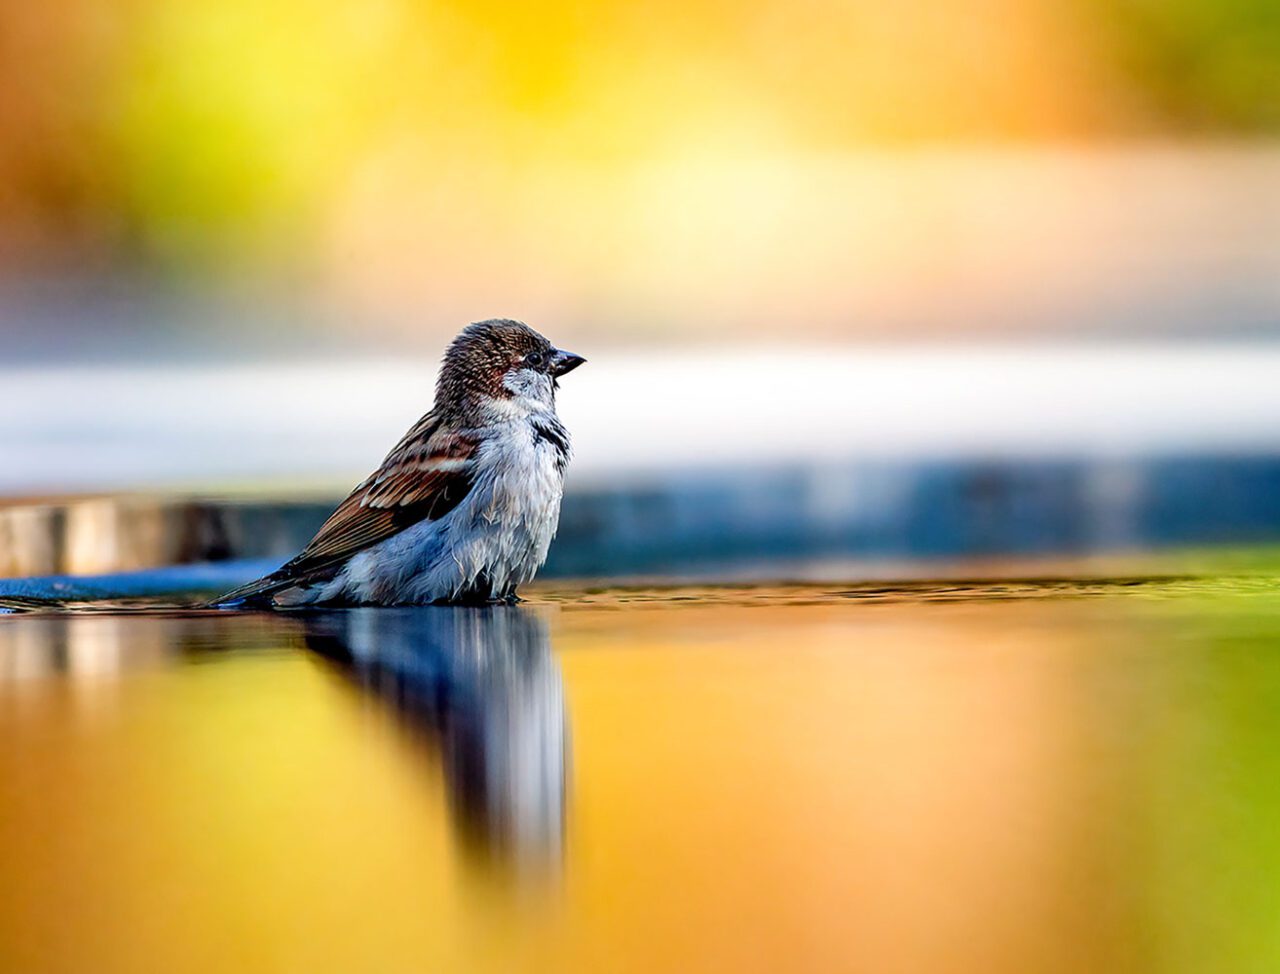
left=213, top=414, right=479, bottom=604
left=298, top=419, right=478, bottom=564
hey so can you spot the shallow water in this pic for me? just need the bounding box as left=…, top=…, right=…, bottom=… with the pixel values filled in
left=4, top=577, right=1280, bottom=972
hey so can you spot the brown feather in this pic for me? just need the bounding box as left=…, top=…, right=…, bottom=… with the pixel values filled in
left=214, top=413, right=478, bottom=603
left=292, top=415, right=478, bottom=569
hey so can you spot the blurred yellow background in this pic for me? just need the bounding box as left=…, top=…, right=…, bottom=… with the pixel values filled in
left=2, top=0, right=1278, bottom=352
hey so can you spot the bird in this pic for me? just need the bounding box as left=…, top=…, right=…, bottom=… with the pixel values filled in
left=213, top=319, right=585, bottom=607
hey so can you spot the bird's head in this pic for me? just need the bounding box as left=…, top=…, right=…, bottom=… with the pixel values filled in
left=437, top=319, right=585, bottom=416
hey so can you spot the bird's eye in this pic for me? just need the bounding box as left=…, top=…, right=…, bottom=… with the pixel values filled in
left=525, top=351, right=545, bottom=368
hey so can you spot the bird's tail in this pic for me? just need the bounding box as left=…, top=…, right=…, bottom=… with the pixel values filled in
left=206, top=568, right=295, bottom=609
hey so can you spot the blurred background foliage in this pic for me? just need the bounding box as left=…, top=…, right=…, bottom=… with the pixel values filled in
left=1, top=0, right=1278, bottom=360
left=3, top=0, right=1278, bottom=265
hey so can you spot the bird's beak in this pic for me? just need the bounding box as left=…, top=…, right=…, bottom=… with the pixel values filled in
left=550, top=349, right=586, bottom=377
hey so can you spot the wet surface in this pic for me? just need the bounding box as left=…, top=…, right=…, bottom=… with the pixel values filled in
left=4, top=577, right=1280, bottom=972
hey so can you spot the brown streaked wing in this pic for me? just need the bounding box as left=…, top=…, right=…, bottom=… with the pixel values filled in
left=284, top=417, right=479, bottom=575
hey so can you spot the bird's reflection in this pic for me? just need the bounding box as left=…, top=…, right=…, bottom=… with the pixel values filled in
left=297, top=606, right=568, bottom=867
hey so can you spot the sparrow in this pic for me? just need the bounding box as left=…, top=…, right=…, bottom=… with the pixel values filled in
left=215, top=319, right=584, bottom=607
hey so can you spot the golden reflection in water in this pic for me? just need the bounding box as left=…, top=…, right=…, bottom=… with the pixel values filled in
left=300, top=607, right=567, bottom=867
left=0, top=591, right=1270, bottom=972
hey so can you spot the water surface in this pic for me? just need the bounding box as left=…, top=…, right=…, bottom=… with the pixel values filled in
left=3, top=577, right=1280, bottom=972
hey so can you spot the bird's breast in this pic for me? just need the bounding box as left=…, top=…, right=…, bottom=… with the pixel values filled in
left=477, top=420, right=568, bottom=527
